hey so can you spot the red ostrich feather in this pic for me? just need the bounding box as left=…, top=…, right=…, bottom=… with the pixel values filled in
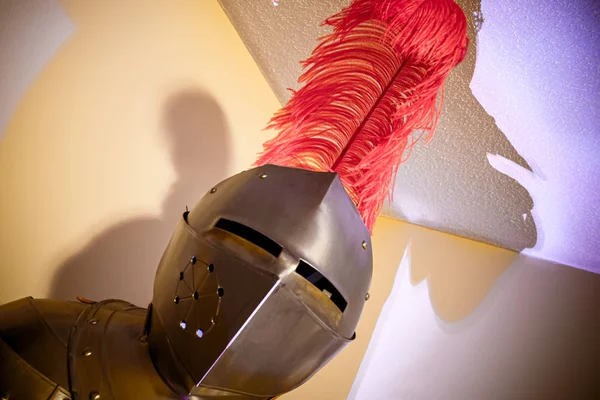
left=255, top=0, right=468, bottom=231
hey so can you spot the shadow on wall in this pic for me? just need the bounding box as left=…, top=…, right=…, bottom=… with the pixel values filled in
left=409, top=224, right=517, bottom=322
left=392, top=0, right=538, bottom=323
left=349, top=242, right=600, bottom=400
left=378, top=218, right=517, bottom=324
left=49, top=90, right=230, bottom=306
left=391, top=0, right=538, bottom=253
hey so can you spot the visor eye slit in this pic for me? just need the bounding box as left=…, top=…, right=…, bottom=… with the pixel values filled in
left=295, top=260, right=347, bottom=313
left=214, top=218, right=282, bottom=257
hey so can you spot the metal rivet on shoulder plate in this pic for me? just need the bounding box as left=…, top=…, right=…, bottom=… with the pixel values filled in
left=362, top=241, right=368, bottom=249
left=365, top=293, right=370, bottom=301
left=89, top=392, right=100, bottom=400
left=259, top=173, right=267, bottom=179
left=210, top=187, right=217, bottom=193
left=89, top=319, right=98, bottom=325
left=83, top=348, right=92, bottom=357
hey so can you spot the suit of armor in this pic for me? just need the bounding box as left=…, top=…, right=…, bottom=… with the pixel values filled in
left=0, top=165, right=373, bottom=400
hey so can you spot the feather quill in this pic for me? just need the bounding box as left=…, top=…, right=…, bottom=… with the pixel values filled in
left=255, top=0, right=468, bottom=231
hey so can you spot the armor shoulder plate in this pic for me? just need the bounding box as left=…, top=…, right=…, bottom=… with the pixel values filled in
left=0, top=297, right=86, bottom=391
left=68, top=300, right=179, bottom=400
left=0, top=337, right=71, bottom=399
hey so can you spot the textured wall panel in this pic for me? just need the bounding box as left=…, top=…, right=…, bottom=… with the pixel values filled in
left=218, top=0, right=600, bottom=272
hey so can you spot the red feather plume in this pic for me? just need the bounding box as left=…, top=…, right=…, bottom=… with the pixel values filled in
left=255, top=0, right=468, bottom=231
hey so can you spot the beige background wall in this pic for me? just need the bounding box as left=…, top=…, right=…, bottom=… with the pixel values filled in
left=0, top=1, right=597, bottom=399
left=0, top=0, right=279, bottom=305
left=0, top=0, right=74, bottom=137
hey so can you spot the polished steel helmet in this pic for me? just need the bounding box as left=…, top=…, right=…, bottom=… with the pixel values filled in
left=148, top=164, right=373, bottom=398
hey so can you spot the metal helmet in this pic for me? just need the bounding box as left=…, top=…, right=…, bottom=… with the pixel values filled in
left=148, top=164, right=373, bottom=398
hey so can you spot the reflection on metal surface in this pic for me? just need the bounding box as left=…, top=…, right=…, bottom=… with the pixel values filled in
left=217, top=0, right=538, bottom=253
left=151, top=165, right=372, bottom=397
left=198, top=282, right=355, bottom=397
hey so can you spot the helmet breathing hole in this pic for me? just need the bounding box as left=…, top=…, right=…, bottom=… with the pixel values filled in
left=217, top=287, right=224, bottom=297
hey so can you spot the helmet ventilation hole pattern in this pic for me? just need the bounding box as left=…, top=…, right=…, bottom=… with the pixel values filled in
left=174, top=255, right=222, bottom=338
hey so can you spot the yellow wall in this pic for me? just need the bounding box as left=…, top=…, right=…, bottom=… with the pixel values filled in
left=0, top=0, right=280, bottom=304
